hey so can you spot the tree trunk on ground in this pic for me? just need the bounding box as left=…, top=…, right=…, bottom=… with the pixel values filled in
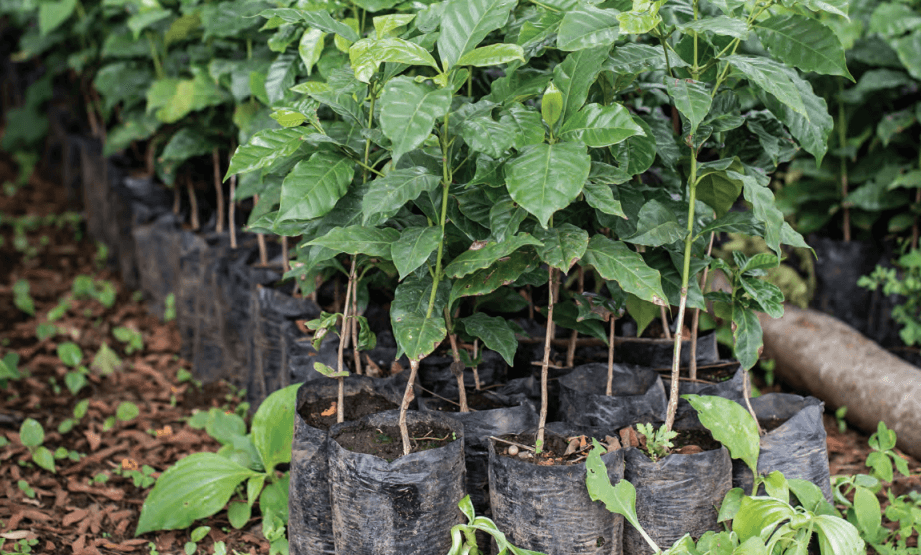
left=760, top=306, right=921, bottom=461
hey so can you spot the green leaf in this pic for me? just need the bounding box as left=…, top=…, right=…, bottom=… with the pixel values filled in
left=685, top=395, right=760, bottom=477
left=351, top=37, right=440, bottom=82
left=725, top=55, right=807, bottom=117
left=228, top=501, right=251, bottom=529
left=445, top=234, right=544, bottom=278
left=393, top=313, right=447, bottom=360
left=252, top=383, right=299, bottom=472
left=261, top=9, right=358, bottom=42
left=893, top=33, right=921, bottom=81
left=459, top=313, right=518, bottom=365
left=450, top=249, right=541, bottom=305
left=541, top=82, right=563, bottom=128
left=226, top=128, right=310, bottom=179
left=299, top=28, right=326, bottom=76
left=116, top=402, right=140, bottom=422
left=127, top=9, right=171, bottom=39
left=136, top=453, right=260, bottom=535
left=581, top=236, right=667, bottom=306
left=460, top=116, right=516, bottom=158
left=698, top=212, right=763, bottom=238
left=488, top=198, right=528, bottom=243
left=734, top=170, right=783, bottom=256
left=665, top=78, right=712, bottom=136
left=20, top=418, right=45, bottom=448
left=456, top=43, right=525, bottom=67
left=868, top=3, right=921, bottom=38
left=585, top=440, right=646, bottom=535
left=266, top=52, right=298, bottom=104
left=560, top=103, right=644, bottom=147
left=33, top=446, right=56, bottom=473
left=277, top=152, right=354, bottom=223
left=57, top=342, right=83, bottom=367
left=732, top=303, right=763, bottom=372
left=677, top=15, right=749, bottom=39
left=532, top=224, right=589, bottom=272
left=39, top=0, right=77, bottom=36
left=308, top=226, right=400, bottom=259
left=697, top=159, right=745, bottom=218
left=64, top=371, right=87, bottom=395
left=732, top=496, right=795, bottom=542
left=557, top=6, right=620, bottom=51
left=374, top=13, right=415, bottom=38
left=801, top=0, right=848, bottom=17
left=500, top=105, right=546, bottom=149
left=622, top=200, right=687, bottom=247
left=813, top=515, right=865, bottom=555
left=740, top=278, right=784, bottom=319
left=362, top=167, right=442, bottom=224
left=605, top=43, right=688, bottom=75
left=755, top=15, right=852, bottom=81
left=611, top=116, right=657, bottom=176
left=626, top=294, right=658, bottom=338
left=436, top=0, right=517, bottom=70
left=758, top=66, right=833, bottom=165
left=852, top=486, right=882, bottom=538
left=380, top=77, right=452, bottom=165
left=617, top=0, right=666, bottom=35
left=583, top=181, right=626, bottom=218
left=553, top=47, right=608, bottom=124
left=504, top=142, right=591, bottom=228
left=392, top=226, right=442, bottom=280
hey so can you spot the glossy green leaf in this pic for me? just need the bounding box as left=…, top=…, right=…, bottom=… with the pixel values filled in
left=734, top=170, right=783, bottom=256
left=500, top=105, right=545, bottom=148
left=582, top=236, right=667, bottom=306
left=505, top=142, right=591, bottom=228
left=380, top=77, right=452, bottom=164
left=351, top=37, right=440, bottom=83
left=437, top=0, right=517, bottom=69
left=445, top=234, right=543, bottom=278
left=740, top=278, right=784, bottom=319
left=560, top=103, right=644, bottom=147
left=732, top=496, right=795, bottom=542
left=459, top=313, right=518, bottom=366
left=32, top=446, right=56, bottom=473
left=39, top=0, right=76, bottom=36
left=755, top=15, right=852, bottom=81
left=532, top=224, right=589, bottom=272
left=697, top=159, right=745, bottom=218
left=299, top=28, right=326, bottom=76
left=393, top=313, right=447, bottom=361
left=617, top=0, right=666, bottom=35
left=665, top=78, right=712, bottom=136
left=685, top=394, right=760, bottom=476
left=553, top=47, right=608, bottom=123
left=801, top=0, right=848, bottom=17
left=677, top=15, right=749, bottom=39
left=698, top=211, right=763, bottom=238
left=252, top=383, right=299, bottom=472
left=307, top=225, right=401, bottom=259
left=135, top=453, right=260, bottom=535
left=362, top=167, right=441, bottom=223
left=623, top=200, right=687, bottom=247
left=725, top=55, right=807, bottom=117
left=758, top=66, right=833, bottom=165
left=893, top=33, right=921, bottom=81
left=625, top=294, right=658, bottom=339
left=813, top=515, right=865, bottom=555
left=20, top=418, right=44, bottom=448
left=456, top=43, right=525, bottom=67
left=450, top=249, right=541, bottom=305
left=460, top=116, right=516, bottom=158
left=585, top=440, right=647, bottom=537
left=277, top=152, right=354, bottom=223
left=374, top=14, right=415, bottom=38
left=541, top=82, right=563, bottom=128
left=392, top=274, right=450, bottom=322
left=225, top=128, right=310, bottom=179
left=611, top=116, right=656, bottom=176
left=868, top=3, right=921, bottom=38
left=583, top=181, right=626, bottom=218
left=557, top=6, right=620, bottom=51
left=265, top=52, right=298, bottom=104
left=392, top=226, right=442, bottom=280
left=605, top=43, right=688, bottom=75
left=732, top=303, right=763, bottom=372
left=488, top=199, right=528, bottom=242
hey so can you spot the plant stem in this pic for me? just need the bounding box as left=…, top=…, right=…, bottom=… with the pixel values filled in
left=186, top=175, right=199, bottom=230
left=665, top=154, right=699, bottom=433
left=447, top=323, right=469, bottom=413
left=337, top=376, right=345, bottom=424
left=472, top=339, right=481, bottom=390
left=660, top=306, right=672, bottom=340
left=336, top=261, right=356, bottom=424
left=536, top=266, right=556, bottom=454
left=281, top=236, right=290, bottom=275
left=211, top=148, right=225, bottom=233
left=352, top=275, right=362, bottom=375
left=146, top=32, right=164, bottom=80
left=606, top=317, right=616, bottom=396
left=400, top=359, right=420, bottom=456
left=689, top=231, right=716, bottom=380
left=228, top=145, right=237, bottom=249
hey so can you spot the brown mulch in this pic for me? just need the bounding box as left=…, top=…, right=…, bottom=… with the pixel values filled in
left=0, top=153, right=270, bottom=554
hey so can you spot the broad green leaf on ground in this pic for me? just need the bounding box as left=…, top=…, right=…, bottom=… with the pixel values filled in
left=225, top=128, right=310, bottom=178
left=392, top=226, right=442, bottom=279
left=581, top=235, right=667, bottom=306
left=380, top=77, right=452, bottom=164
left=307, top=225, right=400, bottom=258
left=450, top=249, right=541, bottom=305
left=559, top=103, right=644, bottom=147
left=362, top=167, right=441, bottom=223
left=436, top=0, right=517, bottom=69
left=725, top=55, right=807, bottom=117
left=444, top=233, right=543, bottom=278
left=252, top=384, right=299, bottom=472
left=459, top=313, right=518, bottom=365
left=813, top=515, right=865, bottom=555
left=732, top=303, right=763, bottom=371
left=460, top=115, right=516, bottom=158
left=456, top=43, right=525, bottom=67
left=553, top=47, right=609, bottom=124
left=623, top=200, right=687, bottom=246
left=755, top=15, right=852, bottom=81
left=504, top=142, right=591, bottom=228
left=665, top=78, right=712, bottom=136
left=393, top=313, right=447, bottom=360
left=557, top=6, right=620, bottom=51
left=136, top=453, right=260, bottom=535
left=277, top=152, right=354, bottom=223
left=583, top=181, right=626, bottom=218
left=758, top=66, right=833, bottom=165
left=677, top=15, right=749, bottom=39
left=532, top=224, right=589, bottom=271
left=685, top=395, right=760, bottom=475
left=697, top=158, right=745, bottom=217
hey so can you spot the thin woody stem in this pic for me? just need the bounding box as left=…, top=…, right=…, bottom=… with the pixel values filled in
left=606, top=317, right=616, bottom=396
left=399, top=360, right=420, bottom=456
left=212, top=148, right=225, bottom=233
left=536, top=267, right=556, bottom=454
left=689, top=231, right=716, bottom=380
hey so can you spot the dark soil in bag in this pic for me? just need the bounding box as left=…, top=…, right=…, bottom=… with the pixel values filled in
left=327, top=410, right=465, bottom=555
left=558, top=363, right=668, bottom=430
left=622, top=438, right=732, bottom=555
left=731, top=393, right=833, bottom=501
left=488, top=429, right=626, bottom=555
left=616, top=330, right=720, bottom=368
left=289, top=377, right=404, bottom=555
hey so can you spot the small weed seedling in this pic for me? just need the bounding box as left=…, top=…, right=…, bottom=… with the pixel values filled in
left=12, top=280, right=35, bottom=316
left=184, top=525, right=210, bottom=555
left=58, top=399, right=90, bottom=434
left=448, top=495, right=545, bottom=555
left=114, top=459, right=156, bottom=489
left=19, top=418, right=55, bottom=473
left=113, top=326, right=144, bottom=355
left=0, top=353, right=21, bottom=386
left=57, top=342, right=88, bottom=395
left=636, top=423, right=677, bottom=462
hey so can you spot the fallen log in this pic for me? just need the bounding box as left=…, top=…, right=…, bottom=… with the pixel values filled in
left=760, top=306, right=921, bottom=461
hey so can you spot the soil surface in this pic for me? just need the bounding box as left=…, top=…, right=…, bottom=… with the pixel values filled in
left=0, top=153, right=271, bottom=553
left=494, top=432, right=599, bottom=466
left=301, top=392, right=397, bottom=431
left=333, top=421, right=456, bottom=461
